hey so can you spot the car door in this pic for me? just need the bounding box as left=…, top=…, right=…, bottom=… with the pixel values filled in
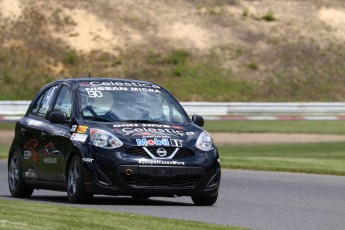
left=38, top=84, right=73, bottom=182
left=20, top=85, right=59, bottom=181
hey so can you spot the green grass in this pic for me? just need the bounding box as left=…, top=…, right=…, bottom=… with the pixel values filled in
left=261, top=10, right=276, bottom=21
left=0, top=122, right=16, bottom=130
left=0, top=122, right=14, bottom=159
left=0, top=199, right=241, bottom=230
left=219, top=142, right=345, bottom=175
left=204, top=120, right=345, bottom=134
left=0, top=147, right=9, bottom=159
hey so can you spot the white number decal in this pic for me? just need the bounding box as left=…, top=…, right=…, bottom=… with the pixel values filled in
left=87, top=91, right=103, bottom=98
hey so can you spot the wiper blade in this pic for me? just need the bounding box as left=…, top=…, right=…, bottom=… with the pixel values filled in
left=86, top=116, right=113, bottom=122
left=118, top=119, right=162, bottom=123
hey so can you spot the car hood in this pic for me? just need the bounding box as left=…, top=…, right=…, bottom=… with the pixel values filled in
left=91, top=122, right=203, bottom=148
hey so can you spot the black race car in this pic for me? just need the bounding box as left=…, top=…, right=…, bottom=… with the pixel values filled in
left=8, top=78, right=221, bottom=205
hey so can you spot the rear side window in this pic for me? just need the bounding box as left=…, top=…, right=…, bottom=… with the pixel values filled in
left=31, top=85, right=59, bottom=118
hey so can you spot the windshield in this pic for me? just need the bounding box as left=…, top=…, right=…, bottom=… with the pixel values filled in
left=77, top=81, right=189, bottom=123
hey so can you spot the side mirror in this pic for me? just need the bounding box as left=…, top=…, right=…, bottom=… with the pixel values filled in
left=49, top=111, right=68, bottom=124
left=192, top=115, right=204, bottom=127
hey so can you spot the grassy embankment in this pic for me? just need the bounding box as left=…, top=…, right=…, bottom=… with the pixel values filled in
left=204, top=120, right=345, bottom=175
left=2, top=120, right=345, bottom=175
left=219, top=142, right=345, bottom=175
left=2, top=3, right=345, bottom=102
left=0, top=122, right=15, bottom=159
left=204, top=120, right=345, bottom=134
left=0, top=199, right=239, bottom=230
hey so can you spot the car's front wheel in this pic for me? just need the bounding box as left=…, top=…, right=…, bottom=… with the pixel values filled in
left=67, top=155, right=93, bottom=203
left=8, top=151, right=34, bottom=198
left=191, top=192, right=218, bottom=206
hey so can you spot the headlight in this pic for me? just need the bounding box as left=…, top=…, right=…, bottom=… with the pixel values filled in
left=195, top=131, right=214, bottom=151
left=90, top=128, right=123, bottom=149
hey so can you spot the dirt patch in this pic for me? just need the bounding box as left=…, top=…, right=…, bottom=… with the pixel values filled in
left=0, top=0, right=22, bottom=20
left=50, top=8, right=122, bottom=54
left=0, top=131, right=14, bottom=146
left=1, top=131, right=345, bottom=147
left=318, top=7, right=345, bottom=41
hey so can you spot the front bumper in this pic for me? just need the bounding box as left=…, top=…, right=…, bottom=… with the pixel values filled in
left=83, top=148, right=221, bottom=197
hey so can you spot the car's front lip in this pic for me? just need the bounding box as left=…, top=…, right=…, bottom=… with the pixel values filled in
left=82, top=147, right=220, bottom=196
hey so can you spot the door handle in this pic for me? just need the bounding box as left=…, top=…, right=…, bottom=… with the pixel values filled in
left=21, top=128, right=27, bottom=135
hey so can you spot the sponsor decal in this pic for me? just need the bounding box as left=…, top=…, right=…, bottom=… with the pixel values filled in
left=118, top=127, right=194, bottom=136
left=170, top=139, right=183, bottom=147
left=82, top=158, right=94, bottom=163
left=51, top=128, right=66, bottom=136
left=43, top=157, right=57, bottom=164
left=70, top=125, right=78, bottom=132
left=79, top=81, right=91, bottom=86
left=23, top=151, right=32, bottom=159
left=136, top=138, right=183, bottom=147
left=130, top=87, right=160, bottom=93
left=70, top=133, right=88, bottom=142
left=80, top=81, right=161, bottom=89
left=136, top=138, right=170, bottom=146
left=76, top=125, right=88, bottom=133
left=85, top=87, right=160, bottom=96
left=24, top=169, right=37, bottom=178
left=24, top=139, right=38, bottom=162
left=138, top=159, right=185, bottom=166
left=113, top=123, right=181, bottom=129
left=27, top=120, right=45, bottom=127
left=40, top=142, right=60, bottom=155
left=142, top=135, right=172, bottom=139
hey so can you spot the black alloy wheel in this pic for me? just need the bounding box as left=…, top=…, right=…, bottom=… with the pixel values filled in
left=67, top=155, right=93, bottom=203
left=8, top=151, right=34, bottom=197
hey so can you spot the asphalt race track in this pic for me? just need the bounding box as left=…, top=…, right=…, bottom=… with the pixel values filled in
left=1, top=160, right=345, bottom=230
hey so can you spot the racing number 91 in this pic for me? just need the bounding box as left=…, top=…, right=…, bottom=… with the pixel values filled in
left=88, top=91, right=103, bottom=98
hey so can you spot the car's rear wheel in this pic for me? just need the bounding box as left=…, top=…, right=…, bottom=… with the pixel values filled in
left=8, top=152, right=34, bottom=198
left=67, top=155, right=93, bottom=203
left=191, top=192, right=218, bottom=206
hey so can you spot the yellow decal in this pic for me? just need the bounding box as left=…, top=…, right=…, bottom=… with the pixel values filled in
left=76, top=126, right=88, bottom=133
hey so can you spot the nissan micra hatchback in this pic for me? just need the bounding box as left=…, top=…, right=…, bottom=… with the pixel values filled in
left=8, top=78, right=221, bottom=205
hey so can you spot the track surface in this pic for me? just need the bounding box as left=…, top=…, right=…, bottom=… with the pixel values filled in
left=1, top=160, right=345, bottom=230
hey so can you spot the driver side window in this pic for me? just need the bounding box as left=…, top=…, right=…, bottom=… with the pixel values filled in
left=52, top=85, right=72, bottom=119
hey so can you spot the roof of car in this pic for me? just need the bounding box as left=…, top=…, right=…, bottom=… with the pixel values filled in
left=59, top=78, right=155, bottom=84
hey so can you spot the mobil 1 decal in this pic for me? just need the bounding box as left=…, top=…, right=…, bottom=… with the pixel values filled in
left=136, top=138, right=183, bottom=147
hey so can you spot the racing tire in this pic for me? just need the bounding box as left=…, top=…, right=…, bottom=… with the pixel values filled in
left=191, top=192, right=218, bottom=206
left=8, top=151, right=34, bottom=198
left=67, top=155, right=93, bottom=203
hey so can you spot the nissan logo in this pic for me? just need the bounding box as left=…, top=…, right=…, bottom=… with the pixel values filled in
left=156, top=148, right=167, bottom=157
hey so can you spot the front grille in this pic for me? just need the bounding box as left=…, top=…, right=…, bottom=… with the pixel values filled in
left=125, top=147, right=195, bottom=159
left=173, top=148, right=195, bottom=159
left=125, top=147, right=149, bottom=158
left=122, top=174, right=201, bottom=188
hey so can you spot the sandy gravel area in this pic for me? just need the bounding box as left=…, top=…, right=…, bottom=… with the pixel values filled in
left=0, top=131, right=14, bottom=146
left=2, top=131, right=345, bottom=147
